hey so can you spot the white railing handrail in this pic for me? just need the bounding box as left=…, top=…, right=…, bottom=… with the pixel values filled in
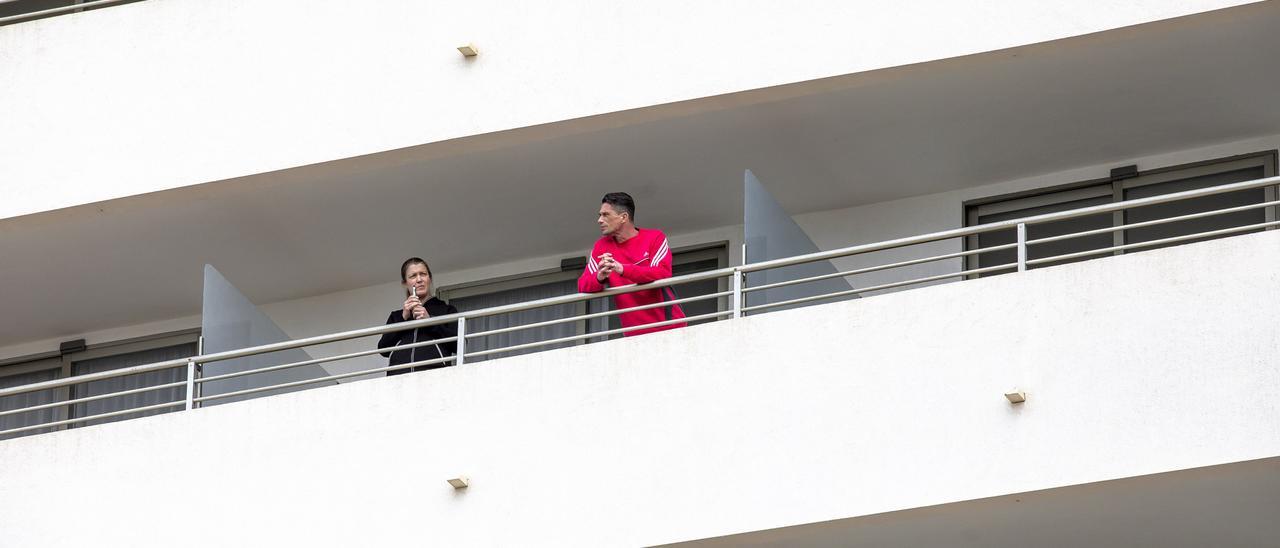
left=0, top=174, right=1276, bottom=407
left=738, top=174, right=1279, bottom=274
left=0, top=0, right=139, bottom=26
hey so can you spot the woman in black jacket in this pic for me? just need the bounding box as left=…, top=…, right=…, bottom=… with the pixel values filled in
left=377, top=257, right=458, bottom=375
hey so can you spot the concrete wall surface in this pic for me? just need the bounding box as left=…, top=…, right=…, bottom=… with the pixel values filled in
left=1, top=228, right=1277, bottom=546
left=0, top=0, right=1256, bottom=220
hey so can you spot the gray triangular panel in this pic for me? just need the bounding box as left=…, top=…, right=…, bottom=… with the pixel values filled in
left=744, top=170, right=855, bottom=311
left=200, top=265, right=333, bottom=405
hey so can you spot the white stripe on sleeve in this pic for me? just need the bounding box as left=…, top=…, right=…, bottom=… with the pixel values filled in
left=651, top=239, right=669, bottom=266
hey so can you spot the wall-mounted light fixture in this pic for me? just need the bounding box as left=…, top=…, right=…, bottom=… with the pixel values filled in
left=59, top=338, right=86, bottom=355
left=1109, top=164, right=1139, bottom=182
left=457, top=44, right=479, bottom=57
left=560, top=256, right=588, bottom=272
left=1004, top=390, right=1027, bottom=404
left=447, top=476, right=470, bottom=489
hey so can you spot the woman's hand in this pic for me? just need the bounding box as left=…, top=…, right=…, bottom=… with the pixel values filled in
left=402, top=294, right=421, bottom=320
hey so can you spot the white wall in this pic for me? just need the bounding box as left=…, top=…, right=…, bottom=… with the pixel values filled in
left=0, top=0, right=1256, bottom=221
left=1, top=228, right=1277, bottom=547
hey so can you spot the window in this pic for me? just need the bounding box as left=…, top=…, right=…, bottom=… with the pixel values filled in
left=69, top=341, right=195, bottom=427
left=444, top=273, right=587, bottom=361
left=966, top=153, right=1278, bottom=273
left=0, top=331, right=198, bottom=440
left=969, top=185, right=1115, bottom=271
left=438, top=243, right=728, bottom=362
left=0, top=360, right=63, bottom=440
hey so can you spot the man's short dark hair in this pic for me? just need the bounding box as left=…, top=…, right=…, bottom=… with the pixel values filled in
left=602, top=192, right=636, bottom=222
left=400, top=257, right=432, bottom=282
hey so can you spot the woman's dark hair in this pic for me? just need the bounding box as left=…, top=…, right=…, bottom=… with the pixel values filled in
left=601, top=192, right=636, bottom=222
left=400, top=257, right=432, bottom=282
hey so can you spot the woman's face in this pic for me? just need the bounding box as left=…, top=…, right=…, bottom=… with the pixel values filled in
left=403, top=263, right=431, bottom=298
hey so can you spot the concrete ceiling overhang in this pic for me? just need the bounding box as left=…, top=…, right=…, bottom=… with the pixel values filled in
left=2, top=2, right=1279, bottom=350
left=661, top=457, right=1280, bottom=548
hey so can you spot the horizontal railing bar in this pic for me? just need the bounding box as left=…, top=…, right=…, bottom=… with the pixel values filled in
left=461, top=269, right=733, bottom=321
left=465, top=310, right=732, bottom=360
left=0, top=359, right=187, bottom=399
left=192, top=317, right=460, bottom=365
left=196, top=336, right=457, bottom=384
left=194, top=355, right=452, bottom=403
left=1028, top=199, right=1280, bottom=245
left=739, top=175, right=1280, bottom=276
left=0, top=401, right=183, bottom=437
left=0, top=280, right=727, bottom=398
left=0, top=0, right=137, bottom=25
left=0, top=279, right=721, bottom=400
left=1026, top=219, right=1280, bottom=265
left=188, top=271, right=734, bottom=368
left=467, top=290, right=733, bottom=339
left=742, top=262, right=1018, bottom=313
left=0, top=328, right=446, bottom=398
left=743, top=243, right=1018, bottom=294
left=0, top=380, right=187, bottom=419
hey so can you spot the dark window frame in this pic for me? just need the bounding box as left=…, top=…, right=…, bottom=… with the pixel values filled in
left=963, top=151, right=1278, bottom=273
left=0, top=330, right=199, bottom=439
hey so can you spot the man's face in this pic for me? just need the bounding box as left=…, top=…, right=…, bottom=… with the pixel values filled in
left=403, top=263, right=432, bottom=298
left=597, top=203, right=628, bottom=235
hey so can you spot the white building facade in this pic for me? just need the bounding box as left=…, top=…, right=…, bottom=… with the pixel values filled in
left=1, top=1, right=1278, bottom=546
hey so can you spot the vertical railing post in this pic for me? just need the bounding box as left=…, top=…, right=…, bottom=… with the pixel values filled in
left=194, top=335, right=203, bottom=409
left=731, top=270, right=743, bottom=319
left=1264, top=184, right=1277, bottom=228
left=1016, top=223, right=1028, bottom=272
left=455, top=317, right=466, bottom=366
left=184, top=358, right=196, bottom=411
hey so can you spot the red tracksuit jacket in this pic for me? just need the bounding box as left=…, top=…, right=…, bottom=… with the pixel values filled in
left=577, top=228, right=687, bottom=336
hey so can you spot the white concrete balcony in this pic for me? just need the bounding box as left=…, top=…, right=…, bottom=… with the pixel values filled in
left=1, top=228, right=1276, bottom=547
left=2, top=2, right=1279, bottom=543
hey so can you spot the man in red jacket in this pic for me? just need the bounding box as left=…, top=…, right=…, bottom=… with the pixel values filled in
left=578, top=192, right=687, bottom=336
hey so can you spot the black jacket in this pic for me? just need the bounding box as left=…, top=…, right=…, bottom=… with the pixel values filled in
left=377, top=297, right=459, bottom=375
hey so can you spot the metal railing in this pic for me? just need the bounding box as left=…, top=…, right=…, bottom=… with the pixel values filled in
left=0, top=0, right=141, bottom=26
left=1, top=175, right=1277, bottom=439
